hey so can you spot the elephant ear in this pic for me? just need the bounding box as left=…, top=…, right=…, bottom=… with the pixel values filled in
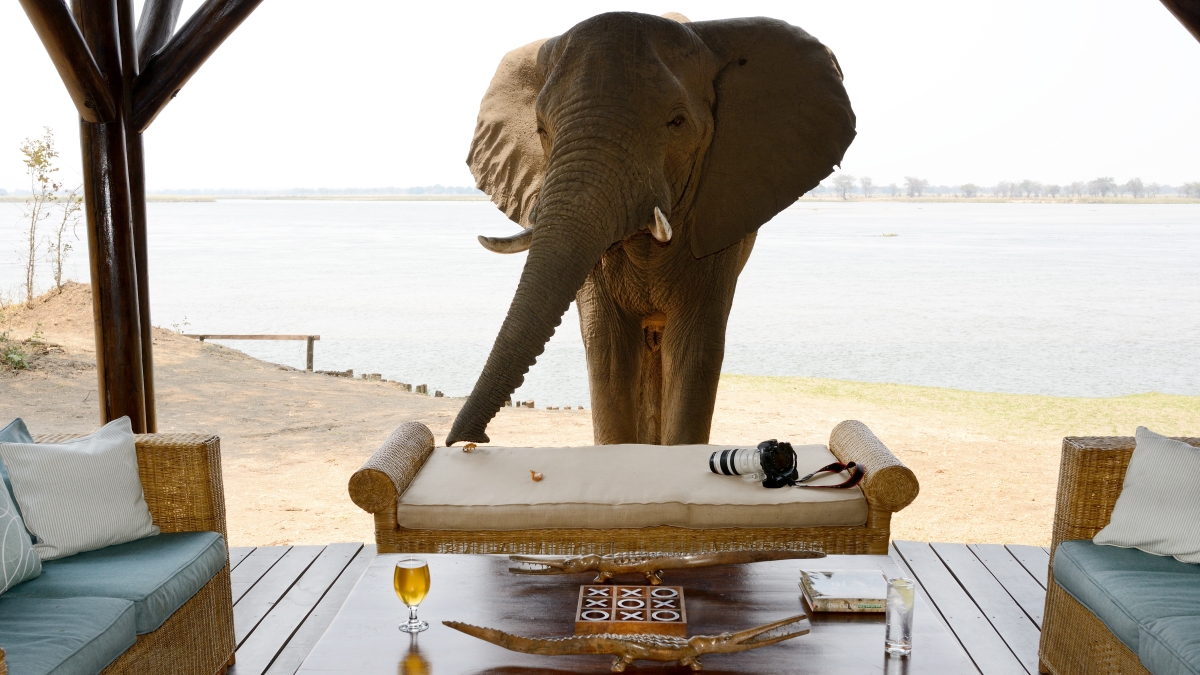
left=467, top=39, right=551, bottom=227
left=687, top=19, right=856, bottom=258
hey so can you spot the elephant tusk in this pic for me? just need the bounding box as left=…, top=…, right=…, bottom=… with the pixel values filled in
left=478, top=228, right=533, bottom=254
left=650, top=207, right=673, bottom=243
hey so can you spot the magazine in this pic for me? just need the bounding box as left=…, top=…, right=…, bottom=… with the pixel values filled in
left=799, top=570, right=888, bottom=613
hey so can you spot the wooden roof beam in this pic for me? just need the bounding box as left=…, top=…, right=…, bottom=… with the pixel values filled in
left=18, top=0, right=118, bottom=124
left=135, top=0, right=186, bottom=70
left=132, top=0, right=264, bottom=132
left=1159, top=0, right=1200, bottom=43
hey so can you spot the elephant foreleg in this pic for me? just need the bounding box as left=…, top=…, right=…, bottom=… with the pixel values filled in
left=577, top=275, right=643, bottom=444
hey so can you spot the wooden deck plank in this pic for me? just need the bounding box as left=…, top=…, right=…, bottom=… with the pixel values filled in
left=1006, top=545, right=1051, bottom=589
left=232, top=546, right=291, bottom=604
left=970, top=544, right=1046, bottom=628
left=232, top=543, right=363, bottom=675
left=894, top=541, right=1026, bottom=675
left=234, top=546, right=324, bottom=646
left=934, top=543, right=1041, bottom=674
left=263, top=545, right=375, bottom=675
left=229, top=547, right=255, bottom=571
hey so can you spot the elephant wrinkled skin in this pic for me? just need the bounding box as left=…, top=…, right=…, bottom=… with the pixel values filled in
left=447, top=11, right=855, bottom=446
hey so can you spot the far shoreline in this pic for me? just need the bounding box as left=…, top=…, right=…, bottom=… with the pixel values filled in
left=3, top=195, right=1198, bottom=204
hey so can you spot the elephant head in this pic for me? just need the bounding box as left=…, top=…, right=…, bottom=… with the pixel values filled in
left=446, top=12, right=855, bottom=445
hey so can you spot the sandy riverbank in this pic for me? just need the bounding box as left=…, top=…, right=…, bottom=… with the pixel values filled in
left=3, top=284, right=1197, bottom=547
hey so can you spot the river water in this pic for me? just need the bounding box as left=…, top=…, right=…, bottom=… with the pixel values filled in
left=2, top=200, right=1198, bottom=406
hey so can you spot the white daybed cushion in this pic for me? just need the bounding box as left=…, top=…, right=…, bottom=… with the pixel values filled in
left=1094, top=426, right=1200, bottom=564
left=0, top=417, right=160, bottom=561
left=396, top=443, right=868, bottom=530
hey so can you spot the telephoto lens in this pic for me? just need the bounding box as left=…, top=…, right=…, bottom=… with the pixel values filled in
left=709, top=440, right=800, bottom=488
left=709, top=447, right=762, bottom=477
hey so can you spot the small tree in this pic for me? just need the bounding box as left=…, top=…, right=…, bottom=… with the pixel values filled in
left=904, top=176, right=928, bottom=197
left=1124, top=177, right=1144, bottom=198
left=960, top=183, right=980, bottom=198
left=1146, top=183, right=1162, bottom=198
left=1067, top=181, right=1085, bottom=197
left=887, top=183, right=899, bottom=197
left=1181, top=182, right=1200, bottom=198
left=832, top=174, right=856, bottom=200
left=1045, top=184, right=1061, bottom=198
left=1088, top=177, right=1116, bottom=197
left=19, top=128, right=61, bottom=305
left=859, top=176, right=874, bottom=198
left=48, top=186, right=82, bottom=291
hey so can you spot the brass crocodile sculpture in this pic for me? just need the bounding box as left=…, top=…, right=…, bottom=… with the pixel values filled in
left=509, top=549, right=825, bottom=585
left=444, top=612, right=810, bottom=672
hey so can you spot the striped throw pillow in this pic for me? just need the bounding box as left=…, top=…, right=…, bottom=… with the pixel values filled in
left=1093, top=426, right=1200, bottom=564
left=0, top=417, right=159, bottom=561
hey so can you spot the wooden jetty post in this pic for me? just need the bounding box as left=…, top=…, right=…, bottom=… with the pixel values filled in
left=185, top=334, right=321, bottom=371
left=19, top=0, right=264, bottom=432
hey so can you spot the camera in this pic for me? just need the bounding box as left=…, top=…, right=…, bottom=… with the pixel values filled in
left=709, top=439, right=799, bottom=488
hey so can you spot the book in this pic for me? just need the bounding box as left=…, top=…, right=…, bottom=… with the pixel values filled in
left=799, top=570, right=888, bottom=613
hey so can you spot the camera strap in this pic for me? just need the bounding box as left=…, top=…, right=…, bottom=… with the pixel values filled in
left=792, top=461, right=864, bottom=489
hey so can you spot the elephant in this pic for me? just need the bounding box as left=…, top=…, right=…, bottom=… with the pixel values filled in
left=445, top=11, right=855, bottom=446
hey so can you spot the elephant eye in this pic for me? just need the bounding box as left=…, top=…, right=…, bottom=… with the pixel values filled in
left=669, top=115, right=686, bottom=128
left=537, top=126, right=547, bottom=137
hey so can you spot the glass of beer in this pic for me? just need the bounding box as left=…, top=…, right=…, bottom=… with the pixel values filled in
left=394, top=557, right=430, bottom=633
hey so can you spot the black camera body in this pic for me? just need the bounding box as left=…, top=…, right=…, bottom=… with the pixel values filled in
left=755, top=439, right=800, bottom=488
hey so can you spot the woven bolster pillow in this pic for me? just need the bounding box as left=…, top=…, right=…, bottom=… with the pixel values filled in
left=349, top=422, right=435, bottom=513
left=829, top=420, right=919, bottom=513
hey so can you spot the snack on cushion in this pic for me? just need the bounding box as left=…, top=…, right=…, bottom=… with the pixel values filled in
left=1094, top=426, right=1200, bottom=564
left=0, top=417, right=159, bottom=561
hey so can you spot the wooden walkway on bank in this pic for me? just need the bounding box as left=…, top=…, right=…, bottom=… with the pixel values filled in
left=226, top=541, right=1051, bottom=675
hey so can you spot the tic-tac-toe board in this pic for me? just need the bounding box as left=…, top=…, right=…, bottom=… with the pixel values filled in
left=574, top=585, right=687, bottom=637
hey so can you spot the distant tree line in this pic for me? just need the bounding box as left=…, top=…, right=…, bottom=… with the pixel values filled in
left=812, top=175, right=1200, bottom=199
left=139, top=185, right=486, bottom=196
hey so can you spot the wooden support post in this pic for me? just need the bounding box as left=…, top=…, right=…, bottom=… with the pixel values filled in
left=24, top=0, right=262, bottom=430
left=77, top=0, right=147, bottom=431
left=306, top=336, right=315, bottom=372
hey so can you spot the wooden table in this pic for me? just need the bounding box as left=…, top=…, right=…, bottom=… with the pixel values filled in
left=297, top=553, right=978, bottom=674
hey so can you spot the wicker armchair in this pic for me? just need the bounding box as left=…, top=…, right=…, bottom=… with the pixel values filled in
left=349, top=420, right=918, bottom=555
left=27, top=433, right=237, bottom=675
left=1038, top=435, right=1200, bottom=675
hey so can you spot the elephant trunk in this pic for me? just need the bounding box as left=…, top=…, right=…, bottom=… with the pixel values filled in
left=446, top=157, right=627, bottom=445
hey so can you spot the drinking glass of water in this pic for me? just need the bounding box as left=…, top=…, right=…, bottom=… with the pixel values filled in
left=885, top=577, right=915, bottom=656
left=394, top=557, right=431, bottom=633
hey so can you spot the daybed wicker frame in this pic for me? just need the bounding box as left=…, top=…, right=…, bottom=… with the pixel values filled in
left=349, top=420, right=919, bottom=556
left=1038, top=435, right=1200, bottom=675
left=24, top=433, right=237, bottom=675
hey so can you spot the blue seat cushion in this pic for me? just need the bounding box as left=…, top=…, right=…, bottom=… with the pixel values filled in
left=0, top=596, right=135, bottom=675
left=0, top=417, right=36, bottom=542
left=1140, top=616, right=1200, bottom=675
left=1054, top=540, right=1200, bottom=671
left=5, top=531, right=226, bottom=634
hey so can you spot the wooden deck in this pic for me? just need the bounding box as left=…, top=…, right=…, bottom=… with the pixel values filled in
left=227, top=541, right=1051, bottom=675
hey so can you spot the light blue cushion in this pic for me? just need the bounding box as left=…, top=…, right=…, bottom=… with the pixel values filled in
left=0, top=418, right=35, bottom=541
left=1140, top=616, right=1200, bottom=675
left=0, top=595, right=135, bottom=675
left=5, top=531, right=226, bottom=634
left=1054, top=540, right=1200, bottom=669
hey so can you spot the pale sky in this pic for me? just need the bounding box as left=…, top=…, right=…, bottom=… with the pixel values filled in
left=2, top=0, right=1197, bottom=192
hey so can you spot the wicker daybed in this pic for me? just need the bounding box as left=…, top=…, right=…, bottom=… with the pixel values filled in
left=1038, top=435, right=1200, bottom=675
left=7, top=433, right=236, bottom=675
left=349, top=420, right=918, bottom=555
